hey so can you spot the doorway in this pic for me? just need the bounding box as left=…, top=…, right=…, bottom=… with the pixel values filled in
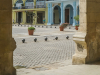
left=65, top=5, right=73, bottom=25
left=37, top=11, right=45, bottom=24
left=18, top=12, right=22, bottom=23
left=53, top=5, right=61, bottom=24
left=65, top=9, right=69, bottom=23
left=37, top=13, right=43, bottom=23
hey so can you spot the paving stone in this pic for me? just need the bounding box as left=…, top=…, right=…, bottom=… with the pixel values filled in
left=12, top=26, right=76, bottom=68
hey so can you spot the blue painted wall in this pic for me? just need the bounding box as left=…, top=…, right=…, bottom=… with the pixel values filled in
left=66, top=5, right=73, bottom=25
left=47, top=0, right=79, bottom=26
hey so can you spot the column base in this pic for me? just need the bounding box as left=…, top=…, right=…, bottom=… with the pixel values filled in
left=72, top=54, right=86, bottom=65
left=72, top=32, right=87, bottom=65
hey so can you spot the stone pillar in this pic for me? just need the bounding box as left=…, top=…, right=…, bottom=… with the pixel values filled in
left=22, top=0, right=26, bottom=6
left=0, top=0, right=16, bottom=75
left=73, top=1, right=76, bottom=26
left=34, top=0, right=36, bottom=8
left=22, top=11, right=26, bottom=24
left=12, top=11, right=16, bottom=23
left=45, top=4, right=48, bottom=25
left=60, top=2, right=64, bottom=25
left=33, top=11, right=37, bottom=25
left=72, top=0, right=100, bottom=64
left=47, top=3, right=53, bottom=25
left=50, top=3, right=53, bottom=25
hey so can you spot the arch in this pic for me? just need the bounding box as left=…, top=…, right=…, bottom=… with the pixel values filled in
left=53, top=5, right=61, bottom=24
left=64, top=4, right=73, bottom=25
left=64, top=4, right=73, bottom=10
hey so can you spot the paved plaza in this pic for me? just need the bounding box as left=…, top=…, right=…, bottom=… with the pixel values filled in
left=12, top=25, right=100, bottom=75
left=13, top=25, right=76, bottom=69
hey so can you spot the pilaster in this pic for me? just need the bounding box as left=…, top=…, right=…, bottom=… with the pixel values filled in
left=47, top=3, right=51, bottom=25
left=34, top=0, right=36, bottom=7
left=50, top=3, right=53, bottom=25
left=33, top=11, right=37, bottom=25
left=45, top=4, right=48, bottom=25
left=22, top=11, right=26, bottom=24
left=22, top=0, right=26, bottom=6
left=60, top=2, right=64, bottom=25
left=73, top=1, right=76, bottom=26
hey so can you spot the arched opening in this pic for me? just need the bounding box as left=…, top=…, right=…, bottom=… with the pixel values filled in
left=53, top=5, right=61, bottom=24
left=65, top=5, right=73, bottom=25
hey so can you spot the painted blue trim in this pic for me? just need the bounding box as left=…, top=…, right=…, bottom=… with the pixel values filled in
left=65, top=5, right=73, bottom=25
left=47, top=3, right=53, bottom=25
left=50, top=3, right=53, bottom=25
left=73, top=1, right=76, bottom=26
left=50, top=3, right=52, bottom=24
left=60, top=2, right=64, bottom=25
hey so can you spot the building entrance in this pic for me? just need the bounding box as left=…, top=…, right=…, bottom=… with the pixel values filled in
left=65, top=9, right=69, bottom=23
left=18, top=12, right=22, bottom=23
left=53, top=5, right=61, bottom=24
left=65, top=5, right=73, bottom=25
left=37, top=13, right=43, bottom=23
left=37, top=11, right=45, bottom=24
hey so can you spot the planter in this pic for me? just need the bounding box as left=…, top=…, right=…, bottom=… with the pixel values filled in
left=75, top=26, right=79, bottom=30
left=59, top=27, right=64, bottom=31
left=28, top=30, right=34, bottom=35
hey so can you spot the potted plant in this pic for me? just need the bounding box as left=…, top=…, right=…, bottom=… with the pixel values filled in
left=75, top=25, right=79, bottom=30
left=59, top=23, right=69, bottom=31
left=28, top=27, right=35, bottom=35
left=26, top=12, right=38, bottom=35
left=74, top=15, right=79, bottom=30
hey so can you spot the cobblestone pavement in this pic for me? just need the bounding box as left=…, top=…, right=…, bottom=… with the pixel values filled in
left=12, top=25, right=76, bottom=68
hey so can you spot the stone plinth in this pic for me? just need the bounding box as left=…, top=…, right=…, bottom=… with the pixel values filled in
left=72, top=0, right=100, bottom=64
left=0, top=0, right=16, bottom=75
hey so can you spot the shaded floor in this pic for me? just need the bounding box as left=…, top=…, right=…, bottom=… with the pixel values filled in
left=17, top=60, right=100, bottom=75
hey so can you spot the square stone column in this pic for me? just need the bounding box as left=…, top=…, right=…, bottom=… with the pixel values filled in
left=22, top=11, right=26, bottom=24
left=12, top=11, right=16, bottom=23
left=72, top=0, right=100, bottom=64
left=0, top=0, right=16, bottom=75
left=33, top=11, right=37, bottom=25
